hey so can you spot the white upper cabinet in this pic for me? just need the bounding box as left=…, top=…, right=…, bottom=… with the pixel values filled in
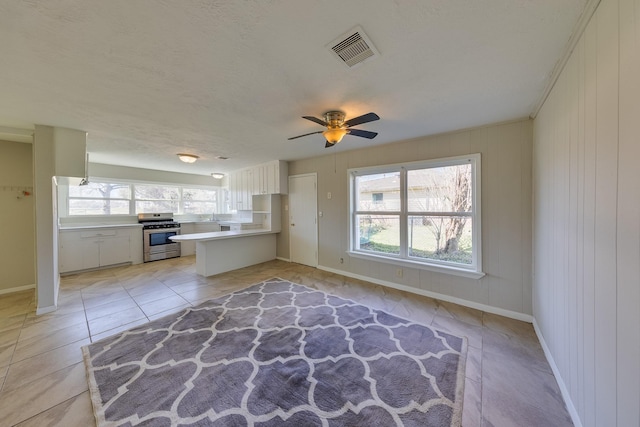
left=228, top=161, right=288, bottom=211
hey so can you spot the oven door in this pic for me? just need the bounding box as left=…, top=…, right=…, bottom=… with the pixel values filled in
left=143, top=228, right=181, bottom=262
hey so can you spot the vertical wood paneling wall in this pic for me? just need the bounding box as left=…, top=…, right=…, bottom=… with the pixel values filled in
left=532, top=0, right=640, bottom=425
left=284, top=119, right=533, bottom=316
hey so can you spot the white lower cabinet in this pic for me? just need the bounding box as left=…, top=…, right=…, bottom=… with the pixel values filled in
left=59, top=227, right=138, bottom=273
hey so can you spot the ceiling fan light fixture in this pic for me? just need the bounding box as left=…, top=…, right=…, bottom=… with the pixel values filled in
left=323, top=128, right=348, bottom=144
left=211, top=173, right=224, bottom=179
left=177, top=153, right=199, bottom=163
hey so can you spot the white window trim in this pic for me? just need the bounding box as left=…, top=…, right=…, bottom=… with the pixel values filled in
left=64, top=178, right=223, bottom=217
left=347, top=153, right=484, bottom=279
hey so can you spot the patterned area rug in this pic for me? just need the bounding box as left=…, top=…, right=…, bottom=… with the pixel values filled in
left=83, top=278, right=467, bottom=426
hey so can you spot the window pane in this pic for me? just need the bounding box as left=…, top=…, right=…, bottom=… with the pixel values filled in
left=407, top=164, right=472, bottom=212
left=356, top=215, right=400, bottom=255
left=135, top=200, right=179, bottom=213
left=69, top=199, right=130, bottom=215
left=183, top=201, right=216, bottom=214
left=134, top=185, right=179, bottom=200
left=355, top=172, right=400, bottom=211
left=69, top=182, right=131, bottom=199
left=183, top=188, right=216, bottom=201
left=408, top=215, right=472, bottom=264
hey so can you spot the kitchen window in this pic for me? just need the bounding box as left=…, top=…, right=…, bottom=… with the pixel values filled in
left=68, top=182, right=131, bottom=215
left=349, top=154, right=483, bottom=278
left=66, top=180, right=222, bottom=216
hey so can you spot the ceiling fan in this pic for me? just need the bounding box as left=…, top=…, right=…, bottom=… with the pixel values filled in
left=288, top=111, right=380, bottom=148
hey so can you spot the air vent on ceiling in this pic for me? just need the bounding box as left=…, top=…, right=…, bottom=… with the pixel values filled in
left=327, top=26, right=379, bottom=68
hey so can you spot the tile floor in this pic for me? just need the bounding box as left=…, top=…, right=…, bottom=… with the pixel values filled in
left=0, top=256, right=573, bottom=426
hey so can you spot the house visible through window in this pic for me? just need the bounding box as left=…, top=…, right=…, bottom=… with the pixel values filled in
left=349, top=154, right=482, bottom=277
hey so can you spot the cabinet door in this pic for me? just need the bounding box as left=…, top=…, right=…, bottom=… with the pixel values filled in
left=266, top=162, right=278, bottom=194
left=59, top=233, right=88, bottom=272
left=82, top=240, right=101, bottom=270
left=99, top=235, right=131, bottom=266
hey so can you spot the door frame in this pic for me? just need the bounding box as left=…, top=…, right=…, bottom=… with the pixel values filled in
left=288, top=173, right=318, bottom=267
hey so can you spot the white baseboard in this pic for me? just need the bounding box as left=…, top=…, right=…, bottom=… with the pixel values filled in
left=36, top=304, right=57, bottom=315
left=532, top=319, right=583, bottom=427
left=0, top=283, right=35, bottom=296
left=276, top=257, right=291, bottom=262
left=317, top=264, right=534, bottom=323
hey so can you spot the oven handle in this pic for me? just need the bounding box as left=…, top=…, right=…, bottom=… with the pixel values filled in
left=143, top=227, right=181, bottom=234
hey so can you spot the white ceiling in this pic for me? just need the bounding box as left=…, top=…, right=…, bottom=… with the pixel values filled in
left=0, top=0, right=587, bottom=176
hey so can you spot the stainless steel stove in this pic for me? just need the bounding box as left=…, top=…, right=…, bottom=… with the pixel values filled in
left=138, top=213, right=181, bottom=262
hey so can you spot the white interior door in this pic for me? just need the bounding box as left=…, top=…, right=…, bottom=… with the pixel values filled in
left=289, top=174, right=317, bottom=267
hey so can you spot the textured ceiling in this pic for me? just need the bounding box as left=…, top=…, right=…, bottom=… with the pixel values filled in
left=0, top=0, right=587, bottom=176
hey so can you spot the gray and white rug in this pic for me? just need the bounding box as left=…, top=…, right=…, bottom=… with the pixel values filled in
left=83, top=278, right=467, bottom=426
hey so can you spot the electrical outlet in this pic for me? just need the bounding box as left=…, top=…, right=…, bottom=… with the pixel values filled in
left=327, top=192, right=332, bottom=199
left=396, top=268, right=403, bottom=278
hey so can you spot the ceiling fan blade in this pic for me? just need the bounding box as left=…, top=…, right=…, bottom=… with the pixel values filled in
left=302, top=116, right=327, bottom=126
left=344, top=112, right=380, bottom=127
left=325, top=141, right=336, bottom=148
left=288, top=131, right=324, bottom=140
left=348, top=128, right=378, bottom=139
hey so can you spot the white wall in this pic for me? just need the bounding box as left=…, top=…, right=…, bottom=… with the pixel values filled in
left=281, top=119, right=533, bottom=316
left=0, top=141, right=35, bottom=293
left=89, top=163, right=221, bottom=186
left=532, top=0, right=640, bottom=425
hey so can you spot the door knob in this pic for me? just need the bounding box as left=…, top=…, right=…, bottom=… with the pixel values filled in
left=290, top=223, right=295, bottom=226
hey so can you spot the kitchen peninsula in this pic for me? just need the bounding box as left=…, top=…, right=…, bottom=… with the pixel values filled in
left=170, top=194, right=281, bottom=277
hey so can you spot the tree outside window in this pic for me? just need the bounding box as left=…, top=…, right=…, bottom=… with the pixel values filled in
left=350, top=154, right=481, bottom=274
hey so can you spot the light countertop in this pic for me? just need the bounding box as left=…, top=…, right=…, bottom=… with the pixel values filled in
left=170, top=229, right=277, bottom=242
left=59, top=223, right=143, bottom=231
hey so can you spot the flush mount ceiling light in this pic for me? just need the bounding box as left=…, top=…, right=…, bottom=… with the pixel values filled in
left=211, top=173, right=224, bottom=179
left=177, top=153, right=199, bottom=163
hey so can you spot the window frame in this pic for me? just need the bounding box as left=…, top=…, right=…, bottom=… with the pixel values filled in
left=348, top=154, right=484, bottom=279
left=63, top=178, right=224, bottom=217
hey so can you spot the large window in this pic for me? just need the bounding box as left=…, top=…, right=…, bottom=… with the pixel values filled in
left=66, top=180, right=221, bottom=216
left=349, top=154, right=482, bottom=278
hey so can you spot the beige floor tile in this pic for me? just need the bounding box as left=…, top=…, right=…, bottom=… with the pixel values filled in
left=431, top=314, right=483, bottom=349
left=482, top=327, right=550, bottom=374
left=0, top=314, right=26, bottom=333
left=482, top=382, right=573, bottom=427
left=178, top=284, right=230, bottom=304
left=166, top=279, right=211, bottom=294
left=19, top=310, right=87, bottom=342
left=3, top=338, right=90, bottom=392
left=147, top=304, right=192, bottom=321
left=90, top=317, right=152, bottom=343
left=0, top=329, right=21, bottom=369
left=0, top=364, right=8, bottom=384
left=82, top=289, right=131, bottom=310
left=87, top=306, right=147, bottom=336
left=483, top=312, right=538, bottom=342
left=462, top=378, right=482, bottom=427
left=465, top=344, right=482, bottom=382
left=139, top=294, right=190, bottom=317
left=126, top=280, right=171, bottom=297
left=15, top=390, right=95, bottom=427
left=436, top=300, right=484, bottom=327
left=84, top=297, right=137, bottom=321
left=482, top=348, right=567, bottom=416
left=0, top=343, right=16, bottom=368
left=0, top=362, right=88, bottom=427
left=130, top=286, right=179, bottom=306
left=12, top=322, right=89, bottom=363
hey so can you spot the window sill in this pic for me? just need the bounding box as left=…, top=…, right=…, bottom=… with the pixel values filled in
left=347, top=251, right=486, bottom=280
